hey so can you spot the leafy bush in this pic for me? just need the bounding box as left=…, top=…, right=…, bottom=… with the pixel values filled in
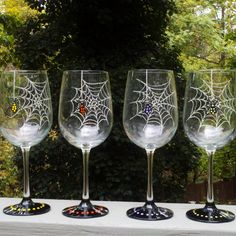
left=0, top=136, right=20, bottom=196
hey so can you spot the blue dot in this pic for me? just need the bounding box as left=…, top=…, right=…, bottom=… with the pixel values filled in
left=144, top=104, right=152, bottom=114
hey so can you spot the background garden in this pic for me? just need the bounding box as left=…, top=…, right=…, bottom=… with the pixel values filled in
left=0, top=0, right=236, bottom=203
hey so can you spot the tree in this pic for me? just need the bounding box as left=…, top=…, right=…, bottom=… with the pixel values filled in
left=0, top=0, right=37, bottom=69
left=167, top=0, right=236, bottom=71
left=9, top=0, right=198, bottom=202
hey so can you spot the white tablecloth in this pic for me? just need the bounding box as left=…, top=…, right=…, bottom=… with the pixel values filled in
left=0, top=198, right=235, bottom=236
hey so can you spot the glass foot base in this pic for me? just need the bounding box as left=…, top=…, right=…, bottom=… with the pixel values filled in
left=62, top=199, right=109, bottom=219
left=186, top=202, right=235, bottom=223
left=127, top=201, right=173, bottom=221
left=3, top=198, right=50, bottom=216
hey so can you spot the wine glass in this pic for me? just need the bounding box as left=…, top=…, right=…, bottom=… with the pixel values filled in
left=183, top=69, right=236, bottom=223
left=59, top=70, right=113, bottom=218
left=0, top=70, right=52, bottom=216
left=123, top=69, right=178, bottom=220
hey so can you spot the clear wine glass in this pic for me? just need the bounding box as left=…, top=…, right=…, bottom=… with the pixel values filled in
left=183, top=69, right=236, bottom=223
left=123, top=69, right=178, bottom=221
left=59, top=70, right=113, bottom=218
left=0, top=70, right=52, bottom=216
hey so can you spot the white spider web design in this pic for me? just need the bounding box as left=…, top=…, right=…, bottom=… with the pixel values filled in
left=130, top=78, right=176, bottom=129
left=70, top=79, right=111, bottom=128
left=187, top=78, right=236, bottom=129
left=11, top=75, right=51, bottom=128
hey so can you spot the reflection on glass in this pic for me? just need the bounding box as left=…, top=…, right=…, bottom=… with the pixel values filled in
left=0, top=70, right=52, bottom=216
left=183, top=69, right=236, bottom=223
left=123, top=69, right=178, bottom=221
left=59, top=70, right=113, bottom=218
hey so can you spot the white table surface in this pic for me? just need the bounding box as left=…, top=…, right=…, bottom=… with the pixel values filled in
left=0, top=198, right=235, bottom=236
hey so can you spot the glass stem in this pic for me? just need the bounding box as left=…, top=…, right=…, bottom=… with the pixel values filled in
left=21, top=146, right=31, bottom=199
left=206, top=151, right=215, bottom=204
left=82, top=148, right=90, bottom=201
left=146, top=149, right=155, bottom=202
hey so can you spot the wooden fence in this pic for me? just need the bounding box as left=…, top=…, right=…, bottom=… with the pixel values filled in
left=185, top=177, right=236, bottom=204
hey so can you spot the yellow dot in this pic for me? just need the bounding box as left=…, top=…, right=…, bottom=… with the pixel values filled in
left=37, top=207, right=40, bottom=210
left=22, top=208, right=26, bottom=212
left=33, top=208, right=36, bottom=210
left=28, top=208, right=31, bottom=211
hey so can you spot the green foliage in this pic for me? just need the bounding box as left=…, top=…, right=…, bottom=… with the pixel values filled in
left=0, top=136, right=20, bottom=196
left=192, top=139, right=236, bottom=183
left=0, top=14, right=19, bottom=68
left=0, top=0, right=37, bottom=69
left=167, top=0, right=236, bottom=71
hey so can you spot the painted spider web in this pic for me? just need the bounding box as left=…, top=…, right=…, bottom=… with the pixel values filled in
left=70, top=79, right=111, bottom=128
left=130, top=78, right=176, bottom=129
left=187, top=78, right=236, bottom=129
left=12, top=75, right=51, bottom=128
